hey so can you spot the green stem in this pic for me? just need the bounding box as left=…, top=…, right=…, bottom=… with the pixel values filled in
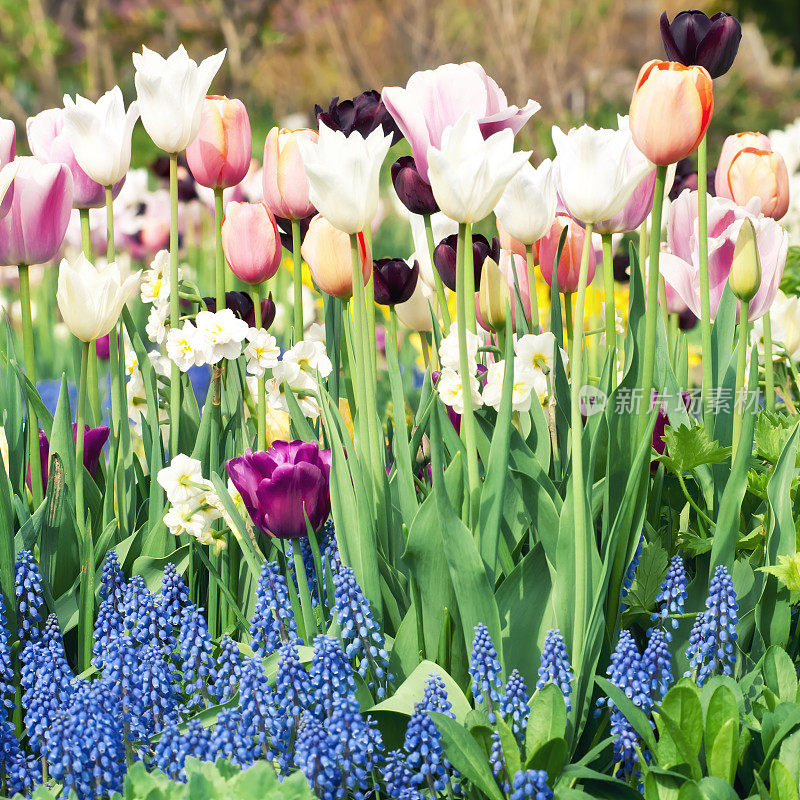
left=601, top=233, right=616, bottom=382
left=169, top=153, right=181, bottom=458
left=697, top=136, right=714, bottom=430
left=526, top=243, right=539, bottom=332
left=638, top=219, right=648, bottom=284
left=763, top=311, right=775, bottom=412
left=292, top=219, right=303, bottom=342
left=464, top=223, right=477, bottom=334
left=79, top=209, right=100, bottom=426
left=348, top=243, right=372, bottom=467
left=570, top=222, right=594, bottom=662
left=677, top=473, right=716, bottom=528
left=456, top=222, right=480, bottom=526
left=732, top=299, right=750, bottom=459
left=639, top=165, right=668, bottom=440
left=214, top=189, right=225, bottom=308
left=18, top=265, right=43, bottom=506
left=76, top=340, right=93, bottom=673
left=251, top=284, right=266, bottom=450
left=424, top=214, right=451, bottom=332
left=293, top=538, right=316, bottom=641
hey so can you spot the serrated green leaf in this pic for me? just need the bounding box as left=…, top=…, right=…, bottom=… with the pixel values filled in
left=623, top=540, right=668, bottom=616
left=660, top=425, right=730, bottom=475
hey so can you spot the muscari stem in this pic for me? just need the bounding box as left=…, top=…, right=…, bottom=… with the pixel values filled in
left=76, top=340, right=93, bottom=673
left=526, top=243, right=540, bottom=333
left=424, top=213, right=451, bottom=332
left=80, top=208, right=101, bottom=426
left=639, top=165, right=668, bottom=440
left=732, top=299, right=750, bottom=459
left=291, top=219, right=303, bottom=342
left=697, top=136, right=714, bottom=431
left=763, top=311, right=776, bottom=412
left=169, top=153, right=181, bottom=458
left=601, top=233, right=616, bottom=383
left=251, top=284, right=267, bottom=450
left=293, top=538, right=317, bottom=641
left=18, top=264, right=43, bottom=506
left=570, top=222, right=594, bottom=662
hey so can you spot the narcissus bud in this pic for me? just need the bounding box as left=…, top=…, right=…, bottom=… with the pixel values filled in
left=729, top=218, right=761, bottom=304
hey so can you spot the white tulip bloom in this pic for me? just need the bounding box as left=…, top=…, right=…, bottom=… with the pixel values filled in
left=297, top=122, right=392, bottom=234
left=133, top=45, right=226, bottom=153
left=395, top=274, right=437, bottom=332
left=494, top=159, right=557, bottom=245
left=56, top=253, right=140, bottom=342
left=552, top=124, right=653, bottom=224
left=62, top=86, right=139, bottom=187
left=428, top=113, right=531, bottom=224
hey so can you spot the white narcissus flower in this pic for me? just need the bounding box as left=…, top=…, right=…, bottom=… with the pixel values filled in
left=244, top=328, right=280, bottom=377
left=283, top=339, right=333, bottom=380
left=481, top=358, right=544, bottom=412
left=166, top=321, right=206, bottom=372
left=439, top=328, right=481, bottom=372
left=62, top=86, right=140, bottom=187
left=133, top=45, right=226, bottom=154
left=265, top=361, right=321, bottom=419
left=305, top=322, right=326, bottom=344
left=157, top=454, right=207, bottom=505
left=194, top=309, right=249, bottom=364
left=146, top=303, right=169, bottom=345
left=428, top=112, right=531, bottom=224
left=56, top=253, right=141, bottom=342
left=436, top=367, right=483, bottom=415
left=494, top=159, right=557, bottom=245
left=514, top=332, right=569, bottom=375
left=552, top=124, right=653, bottom=225
left=297, top=122, right=392, bottom=234
left=140, top=250, right=175, bottom=306
left=753, top=291, right=800, bottom=362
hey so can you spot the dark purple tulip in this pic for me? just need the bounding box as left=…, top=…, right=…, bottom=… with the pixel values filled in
left=652, top=392, right=693, bottom=460
left=275, top=213, right=313, bottom=253
left=433, top=233, right=500, bottom=292
left=315, top=90, right=403, bottom=145
left=203, top=291, right=275, bottom=330
left=373, top=258, right=419, bottom=306
left=226, top=441, right=332, bottom=539
left=391, top=156, right=438, bottom=215
left=660, top=10, right=742, bottom=79
left=668, top=157, right=716, bottom=201
left=28, top=424, right=110, bottom=490
left=151, top=155, right=198, bottom=201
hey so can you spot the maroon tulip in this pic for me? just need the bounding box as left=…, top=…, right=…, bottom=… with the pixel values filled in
left=28, top=424, right=110, bottom=490
left=391, top=156, right=438, bottom=215
left=226, top=441, right=332, bottom=539
left=373, top=258, right=419, bottom=306
left=433, top=232, right=499, bottom=292
left=315, top=90, right=403, bottom=144
left=660, top=11, right=742, bottom=79
left=203, top=291, right=276, bottom=330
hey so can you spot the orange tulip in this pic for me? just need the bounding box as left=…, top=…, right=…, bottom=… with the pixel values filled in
left=538, top=215, right=596, bottom=294
left=714, top=132, right=771, bottom=195
left=629, top=60, right=713, bottom=166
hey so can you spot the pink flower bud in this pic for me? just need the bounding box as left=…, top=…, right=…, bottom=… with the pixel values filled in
left=262, top=127, right=317, bottom=220
left=221, top=201, right=282, bottom=285
left=538, top=215, right=596, bottom=294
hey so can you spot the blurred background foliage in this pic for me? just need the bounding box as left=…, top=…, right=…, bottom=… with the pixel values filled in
left=0, top=0, right=799, bottom=165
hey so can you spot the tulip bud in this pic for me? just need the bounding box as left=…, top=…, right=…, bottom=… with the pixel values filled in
left=390, top=156, right=438, bottom=215
left=300, top=214, right=371, bottom=300
left=629, top=60, right=714, bottom=166
left=373, top=258, right=419, bottom=306
left=539, top=215, right=597, bottom=294
left=221, top=201, right=282, bottom=285
left=478, top=257, right=509, bottom=331
left=186, top=96, right=252, bottom=190
left=660, top=11, right=742, bottom=79
left=729, top=218, right=761, bottom=304
left=262, top=127, right=318, bottom=220
left=722, top=147, right=790, bottom=221
left=433, top=233, right=499, bottom=292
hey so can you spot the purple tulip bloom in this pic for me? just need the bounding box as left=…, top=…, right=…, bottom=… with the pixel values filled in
left=660, top=11, right=742, bottom=79
left=315, top=90, right=403, bottom=145
left=226, top=441, right=332, bottom=540
left=433, top=232, right=499, bottom=292
left=28, top=424, right=110, bottom=490
left=203, top=290, right=276, bottom=330
left=391, top=156, right=438, bottom=215
left=373, top=258, right=419, bottom=306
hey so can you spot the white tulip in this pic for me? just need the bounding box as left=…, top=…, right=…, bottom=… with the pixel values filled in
left=133, top=45, right=226, bottom=153
left=62, top=87, right=139, bottom=186
left=552, top=124, right=653, bottom=224
left=395, top=274, right=436, bottom=332
left=297, top=122, right=392, bottom=234
left=494, top=159, right=557, bottom=245
left=428, top=112, right=531, bottom=224
left=56, top=253, right=141, bottom=342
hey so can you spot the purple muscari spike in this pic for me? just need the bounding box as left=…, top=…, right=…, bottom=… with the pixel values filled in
left=95, top=634, right=142, bottom=740
left=685, top=565, right=738, bottom=686
left=501, top=669, right=530, bottom=739
left=250, top=560, right=299, bottom=658
left=14, top=551, right=43, bottom=641
left=652, top=556, right=688, bottom=637
left=469, top=623, right=504, bottom=723
left=275, top=640, right=311, bottom=735
left=151, top=719, right=214, bottom=782
left=123, top=575, right=175, bottom=654
left=536, top=629, right=574, bottom=712
left=293, top=714, right=342, bottom=798
left=99, top=551, right=126, bottom=607
left=159, top=563, right=191, bottom=628
left=421, top=674, right=455, bottom=717
left=178, top=605, right=217, bottom=712
left=0, top=595, right=15, bottom=722
left=0, top=720, right=38, bottom=795
left=137, top=644, right=180, bottom=737
left=490, top=730, right=511, bottom=792
left=208, top=708, right=253, bottom=767
left=309, top=634, right=355, bottom=720
left=510, top=769, right=554, bottom=800
left=403, top=693, right=457, bottom=794
left=620, top=532, right=644, bottom=610
left=215, top=633, right=242, bottom=703
left=382, top=750, right=420, bottom=800
left=642, top=627, right=673, bottom=700
left=239, top=657, right=282, bottom=763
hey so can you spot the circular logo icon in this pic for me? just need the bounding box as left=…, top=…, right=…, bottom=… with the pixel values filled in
left=578, top=385, right=607, bottom=417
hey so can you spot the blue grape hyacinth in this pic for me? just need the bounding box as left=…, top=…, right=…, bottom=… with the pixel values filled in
left=536, top=629, right=574, bottom=711
left=651, top=555, right=688, bottom=637
left=250, top=560, right=299, bottom=657
left=642, top=627, right=673, bottom=701
left=501, top=669, right=530, bottom=740
left=309, top=634, right=355, bottom=719
left=469, top=623, right=504, bottom=723
left=510, top=769, right=553, bottom=800
left=14, top=551, right=43, bottom=641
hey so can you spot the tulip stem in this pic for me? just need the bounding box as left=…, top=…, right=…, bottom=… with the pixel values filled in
left=456, top=222, right=481, bottom=527
left=464, top=223, right=477, bottom=334
left=697, top=135, right=714, bottom=431
left=763, top=311, right=775, bottom=411
left=214, top=189, right=225, bottom=309
left=291, top=219, right=303, bottom=342
left=18, top=264, right=43, bottom=507
left=251, top=285, right=267, bottom=450
left=570, top=221, right=594, bottom=667
left=526, top=244, right=539, bottom=333
left=639, top=165, right=668, bottom=440
left=601, top=234, right=616, bottom=383
left=76, top=339, right=93, bottom=673
left=349, top=238, right=373, bottom=468
left=424, top=214, right=451, bottom=333
left=169, top=153, right=181, bottom=459
left=732, top=299, right=750, bottom=459
left=79, top=208, right=101, bottom=426
left=292, top=538, right=317, bottom=641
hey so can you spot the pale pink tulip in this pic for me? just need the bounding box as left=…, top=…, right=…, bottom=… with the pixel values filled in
left=221, top=201, right=282, bottom=285
left=714, top=132, right=772, bottom=196
left=718, top=145, right=790, bottom=221
left=262, top=127, right=317, bottom=220
left=539, top=215, right=597, bottom=294
left=0, top=117, right=16, bottom=219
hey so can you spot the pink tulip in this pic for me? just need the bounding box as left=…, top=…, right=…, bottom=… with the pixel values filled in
left=221, top=201, right=282, bottom=285
left=0, top=117, right=16, bottom=219
left=714, top=132, right=771, bottom=196
left=262, top=127, right=318, bottom=220
left=539, top=214, right=597, bottom=294
left=659, top=189, right=788, bottom=321
left=382, top=62, right=540, bottom=182
left=0, top=157, right=73, bottom=265
left=26, top=108, right=122, bottom=209
left=497, top=220, right=527, bottom=259
left=300, top=214, right=371, bottom=300
left=186, top=96, right=252, bottom=190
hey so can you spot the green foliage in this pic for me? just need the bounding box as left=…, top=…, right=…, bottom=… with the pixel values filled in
left=659, top=425, right=731, bottom=475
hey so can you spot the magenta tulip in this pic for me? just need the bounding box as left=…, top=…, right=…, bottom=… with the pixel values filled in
left=221, top=201, right=282, bottom=285
left=28, top=424, right=110, bottom=490
left=26, top=108, right=122, bottom=209
left=186, top=95, right=252, bottom=190
left=0, top=157, right=73, bottom=266
left=226, top=441, right=332, bottom=539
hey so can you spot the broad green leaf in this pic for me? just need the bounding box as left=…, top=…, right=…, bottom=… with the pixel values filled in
left=524, top=736, right=568, bottom=781
left=770, top=760, right=800, bottom=800
left=525, top=683, right=567, bottom=755
left=707, top=718, right=737, bottom=784
left=704, top=683, right=739, bottom=754
left=763, top=646, right=799, bottom=704
left=595, top=677, right=657, bottom=752
left=659, top=424, right=730, bottom=475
